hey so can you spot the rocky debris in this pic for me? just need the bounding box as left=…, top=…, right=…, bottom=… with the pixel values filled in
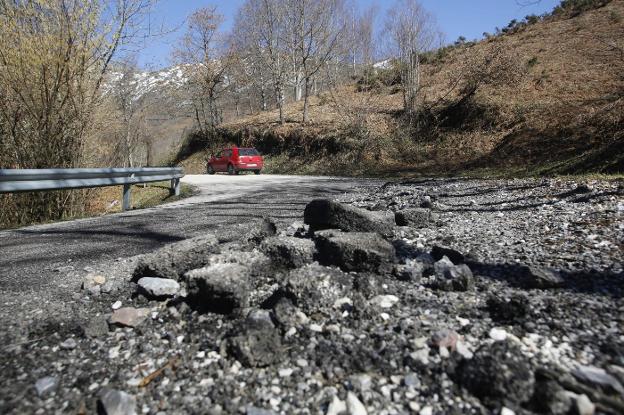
left=82, top=273, right=106, bottom=295
left=109, top=307, right=149, bottom=328
left=516, top=265, right=564, bottom=289
left=132, top=234, right=219, bottom=281
left=260, top=236, right=316, bottom=269
left=136, top=277, right=180, bottom=299
left=393, top=260, right=425, bottom=281
left=394, top=208, right=435, bottom=227
left=245, top=217, right=277, bottom=245
left=204, top=249, right=272, bottom=279
left=533, top=378, right=573, bottom=414
left=487, top=293, right=529, bottom=323
left=431, top=245, right=465, bottom=264
left=430, top=256, right=474, bottom=291
left=185, top=263, right=250, bottom=313
left=276, top=263, right=352, bottom=314
left=81, top=315, right=110, bottom=338
left=304, top=199, right=394, bottom=237
left=35, top=376, right=58, bottom=397
left=458, top=340, right=535, bottom=407
left=430, top=329, right=459, bottom=351
left=227, top=310, right=282, bottom=367
left=59, top=337, right=77, bottom=350
left=5, top=177, right=624, bottom=414
left=572, top=365, right=624, bottom=395
left=97, top=389, right=136, bottom=415
left=314, top=230, right=396, bottom=273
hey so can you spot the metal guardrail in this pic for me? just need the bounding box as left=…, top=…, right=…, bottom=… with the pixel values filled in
left=0, top=167, right=184, bottom=211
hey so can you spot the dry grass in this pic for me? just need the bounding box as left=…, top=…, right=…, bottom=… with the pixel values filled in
left=201, top=1, right=624, bottom=177
left=0, top=182, right=195, bottom=230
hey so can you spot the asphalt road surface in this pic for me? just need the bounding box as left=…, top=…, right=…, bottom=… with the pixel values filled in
left=0, top=174, right=377, bottom=303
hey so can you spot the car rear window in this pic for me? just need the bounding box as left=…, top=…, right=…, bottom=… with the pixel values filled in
left=239, top=148, right=260, bottom=156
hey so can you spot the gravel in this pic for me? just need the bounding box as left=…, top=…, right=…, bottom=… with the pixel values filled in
left=1, top=177, right=623, bottom=414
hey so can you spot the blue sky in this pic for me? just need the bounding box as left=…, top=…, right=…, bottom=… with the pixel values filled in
left=137, top=0, right=560, bottom=69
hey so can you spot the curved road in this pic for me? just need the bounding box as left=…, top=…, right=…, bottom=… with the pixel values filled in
left=0, top=174, right=379, bottom=294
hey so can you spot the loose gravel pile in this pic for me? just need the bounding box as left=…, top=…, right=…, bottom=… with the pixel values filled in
left=1, top=178, right=623, bottom=415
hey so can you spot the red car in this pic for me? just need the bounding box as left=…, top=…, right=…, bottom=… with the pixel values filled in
left=207, top=147, right=264, bottom=175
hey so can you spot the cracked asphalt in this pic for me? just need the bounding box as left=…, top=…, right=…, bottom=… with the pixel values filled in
left=0, top=175, right=376, bottom=295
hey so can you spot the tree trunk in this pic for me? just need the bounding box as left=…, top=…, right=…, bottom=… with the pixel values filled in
left=302, top=77, right=311, bottom=124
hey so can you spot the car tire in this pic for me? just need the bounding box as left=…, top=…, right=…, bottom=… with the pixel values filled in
left=254, top=170, right=261, bottom=175
left=207, top=164, right=215, bottom=175
left=228, top=164, right=236, bottom=175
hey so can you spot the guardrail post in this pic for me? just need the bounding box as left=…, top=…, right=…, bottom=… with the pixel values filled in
left=122, top=184, right=132, bottom=211
left=170, top=178, right=180, bottom=196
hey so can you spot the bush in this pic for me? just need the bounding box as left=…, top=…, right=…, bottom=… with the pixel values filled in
left=356, top=66, right=401, bottom=93
left=552, top=0, right=612, bottom=17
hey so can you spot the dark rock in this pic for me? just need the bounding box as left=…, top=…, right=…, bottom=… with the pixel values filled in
left=431, top=257, right=474, bottom=291
left=304, top=199, right=394, bottom=237
left=81, top=316, right=110, bottom=338
left=487, top=293, right=529, bottom=324
left=136, top=277, right=180, bottom=299
left=517, top=266, right=564, bottom=289
left=458, top=340, right=535, bottom=407
left=419, top=196, right=433, bottom=209
left=314, top=230, right=396, bottom=273
left=531, top=378, right=573, bottom=414
left=431, top=245, right=465, bottom=264
left=185, top=263, right=250, bottom=314
left=245, top=217, right=278, bottom=245
left=97, top=388, right=136, bottom=415
left=395, top=208, right=433, bottom=227
left=260, top=236, right=316, bottom=269
left=227, top=310, right=282, bottom=367
left=393, top=261, right=424, bottom=281
left=269, top=297, right=300, bottom=328
left=132, top=234, right=219, bottom=281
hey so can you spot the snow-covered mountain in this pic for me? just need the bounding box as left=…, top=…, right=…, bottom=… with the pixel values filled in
left=105, top=64, right=191, bottom=102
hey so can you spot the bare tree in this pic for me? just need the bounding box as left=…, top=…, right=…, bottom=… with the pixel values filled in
left=344, top=1, right=377, bottom=75
left=287, top=0, right=346, bottom=123
left=235, top=0, right=289, bottom=124
left=109, top=58, right=149, bottom=167
left=173, top=7, right=231, bottom=137
left=385, top=0, right=438, bottom=118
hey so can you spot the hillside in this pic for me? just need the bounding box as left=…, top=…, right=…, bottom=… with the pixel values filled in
left=180, top=0, right=624, bottom=177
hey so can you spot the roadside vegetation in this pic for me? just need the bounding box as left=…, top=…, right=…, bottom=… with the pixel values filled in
left=178, top=0, right=623, bottom=178
left=0, top=182, right=195, bottom=230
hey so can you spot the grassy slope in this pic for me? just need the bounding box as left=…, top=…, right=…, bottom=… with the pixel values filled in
left=181, top=1, right=624, bottom=177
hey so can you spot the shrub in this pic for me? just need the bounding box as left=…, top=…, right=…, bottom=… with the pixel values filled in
left=552, top=0, right=612, bottom=17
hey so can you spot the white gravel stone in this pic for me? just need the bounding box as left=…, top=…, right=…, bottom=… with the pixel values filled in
left=346, top=392, right=367, bottom=415
left=326, top=396, right=346, bottom=415
left=35, top=376, right=58, bottom=397
left=489, top=327, right=508, bottom=341
left=574, top=394, right=595, bottom=415
left=137, top=277, right=180, bottom=298
left=370, top=295, right=399, bottom=308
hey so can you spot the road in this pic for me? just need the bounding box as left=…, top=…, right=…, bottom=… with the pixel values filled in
left=0, top=174, right=377, bottom=295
